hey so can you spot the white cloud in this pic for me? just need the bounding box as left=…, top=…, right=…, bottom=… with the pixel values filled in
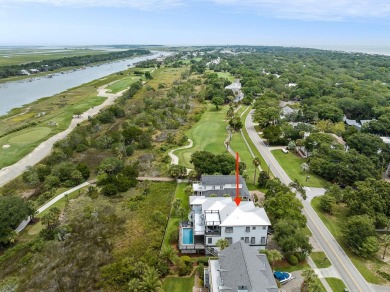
left=210, top=0, right=390, bottom=21
left=0, top=0, right=185, bottom=10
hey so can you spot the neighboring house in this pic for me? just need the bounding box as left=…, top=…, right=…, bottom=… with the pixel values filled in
left=29, top=69, right=40, bottom=74
left=192, top=175, right=250, bottom=199
left=280, top=106, right=297, bottom=119
left=179, top=196, right=271, bottom=254
left=225, top=80, right=244, bottom=102
left=205, top=241, right=279, bottom=291
left=342, top=116, right=373, bottom=130
left=19, top=69, right=30, bottom=76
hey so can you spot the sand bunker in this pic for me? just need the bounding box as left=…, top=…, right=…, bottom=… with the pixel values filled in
left=2, top=144, right=10, bottom=149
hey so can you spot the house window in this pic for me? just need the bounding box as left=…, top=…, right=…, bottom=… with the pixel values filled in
left=241, top=237, right=244, bottom=241
left=261, top=237, right=266, bottom=244
left=225, top=237, right=233, bottom=244
left=245, top=227, right=250, bottom=233
left=252, top=227, right=256, bottom=230
left=208, top=238, right=212, bottom=244
left=225, top=227, right=233, bottom=233
left=250, top=237, right=255, bottom=244
left=262, top=226, right=266, bottom=230
left=212, top=186, right=216, bottom=190
left=245, top=237, right=249, bottom=243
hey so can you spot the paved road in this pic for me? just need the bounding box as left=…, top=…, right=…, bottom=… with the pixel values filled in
left=0, top=84, right=127, bottom=187
left=245, top=110, right=374, bottom=292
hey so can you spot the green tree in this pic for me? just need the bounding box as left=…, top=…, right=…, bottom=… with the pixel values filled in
left=343, top=215, right=377, bottom=257
left=160, top=245, right=178, bottom=264
left=216, top=238, right=230, bottom=250
left=273, top=219, right=312, bottom=255
left=144, top=71, right=153, bottom=80
left=320, top=195, right=336, bottom=214
left=380, top=234, right=390, bottom=259
left=257, top=171, right=270, bottom=188
left=289, top=179, right=307, bottom=200
left=300, top=162, right=309, bottom=173
left=259, top=249, right=283, bottom=270
left=212, top=96, right=224, bottom=111
left=301, top=268, right=322, bottom=292
left=139, top=266, right=163, bottom=292
left=168, top=164, right=187, bottom=180
left=0, top=196, right=31, bottom=245
left=263, top=125, right=282, bottom=145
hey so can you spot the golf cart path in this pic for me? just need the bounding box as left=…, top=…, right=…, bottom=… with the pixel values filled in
left=0, top=84, right=127, bottom=187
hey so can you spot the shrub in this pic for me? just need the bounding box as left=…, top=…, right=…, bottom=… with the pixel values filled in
left=197, top=257, right=209, bottom=265
left=287, top=254, right=298, bottom=266
left=295, top=252, right=307, bottom=262
left=377, top=270, right=390, bottom=281
left=169, top=229, right=179, bottom=244
left=197, top=263, right=205, bottom=280
left=101, top=184, right=118, bottom=196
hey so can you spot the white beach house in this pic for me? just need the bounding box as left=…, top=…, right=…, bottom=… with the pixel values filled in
left=179, top=196, right=271, bottom=255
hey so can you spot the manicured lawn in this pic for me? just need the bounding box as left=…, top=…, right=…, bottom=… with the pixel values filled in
left=0, top=95, right=106, bottom=169
left=162, top=183, right=190, bottom=248
left=162, top=276, right=194, bottom=292
left=162, top=217, right=180, bottom=248
left=240, top=106, right=274, bottom=178
left=175, top=182, right=190, bottom=211
left=274, top=260, right=310, bottom=272
left=311, top=197, right=387, bottom=284
left=107, top=76, right=141, bottom=93
left=271, top=150, right=327, bottom=187
left=217, top=72, right=235, bottom=82
left=175, top=104, right=229, bottom=168
left=325, top=277, right=347, bottom=291
left=311, top=251, right=331, bottom=268
left=230, top=131, right=258, bottom=185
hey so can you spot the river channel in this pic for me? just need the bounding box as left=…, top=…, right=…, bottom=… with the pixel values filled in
left=0, top=51, right=170, bottom=116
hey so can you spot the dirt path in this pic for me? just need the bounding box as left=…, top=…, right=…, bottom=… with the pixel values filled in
left=0, top=84, right=127, bottom=187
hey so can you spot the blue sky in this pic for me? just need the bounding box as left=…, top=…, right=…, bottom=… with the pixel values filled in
left=1, top=0, right=390, bottom=49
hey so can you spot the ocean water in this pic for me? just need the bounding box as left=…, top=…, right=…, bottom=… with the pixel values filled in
left=307, top=45, right=390, bottom=56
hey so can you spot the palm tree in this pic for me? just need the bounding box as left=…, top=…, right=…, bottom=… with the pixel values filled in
left=381, top=234, right=390, bottom=259
left=41, top=212, right=57, bottom=230
left=301, top=162, right=309, bottom=173
left=160, top=245, right=178, bottom=264
left=252, top=157, right=261, bottom=184
left=128, top=278, right=141, bottom=291
left=289, top=179, right=307, bottom=200
left=139, top=266, right=163, bottom=292
left=260, top=249, right=282, bottom=270
left=216, top=239, right=230, bottom=250
left=302, top=268, right=321, bottom=292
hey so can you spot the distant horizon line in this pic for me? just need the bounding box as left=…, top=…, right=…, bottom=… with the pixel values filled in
left=1, top=44, right=390, bottom=55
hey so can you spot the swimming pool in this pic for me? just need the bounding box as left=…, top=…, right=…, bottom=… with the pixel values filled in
left=182, top=228, right=194, bottom=245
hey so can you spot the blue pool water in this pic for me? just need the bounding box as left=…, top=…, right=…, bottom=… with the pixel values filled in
left=182, top=228, right=194, bottom=244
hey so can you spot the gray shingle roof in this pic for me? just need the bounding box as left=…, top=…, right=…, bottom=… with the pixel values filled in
left=216, top=241, right=278, bottom=292
left=201, top=175, right=250, bottom=198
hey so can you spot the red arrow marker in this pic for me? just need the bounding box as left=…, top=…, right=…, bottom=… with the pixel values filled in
left=235, top=152, right=241, bottom=206
left=234, top=196, right=241, bottom=206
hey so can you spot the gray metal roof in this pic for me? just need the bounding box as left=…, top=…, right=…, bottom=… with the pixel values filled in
left=216, top=241, right=278, bottom=292
left=201, top=175, right=250, bottom=198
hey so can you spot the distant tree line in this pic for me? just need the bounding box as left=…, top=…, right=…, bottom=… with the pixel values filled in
left=0, top=49, right=151, bottom=79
